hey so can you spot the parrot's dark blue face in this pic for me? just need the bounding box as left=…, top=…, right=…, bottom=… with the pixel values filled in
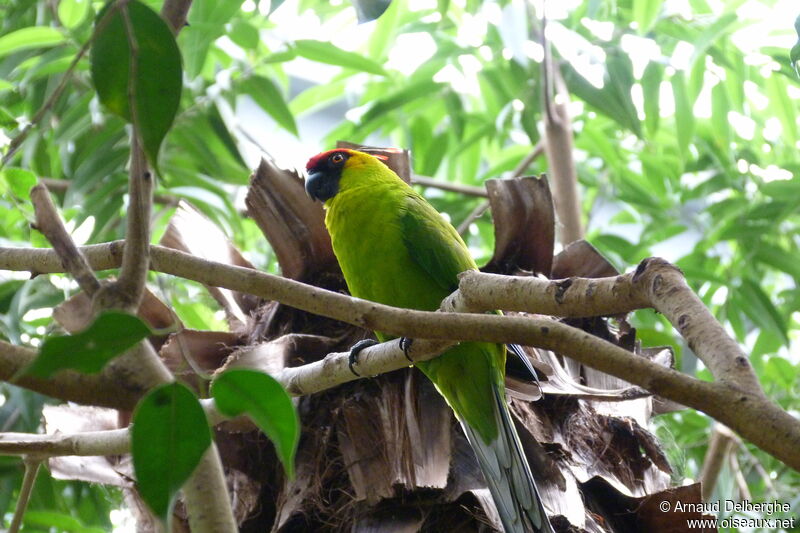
left=305, top=150, right=351, bottom=202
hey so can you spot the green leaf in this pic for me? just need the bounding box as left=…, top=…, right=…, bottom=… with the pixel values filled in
left=366, top=0, right=402, bottom=61
left=58, top=0, right=92, bottom=29
left=689, top=12, right=737, bottom=68
left=0, top=107, right=18, bottom=129
left=632, top=0, right=661, bottom=34
left=764, top=355, right=798, bottom=390
left=132, top=382, right=212, bottom=521
left=23, top=510, right=106, bottom=533
left=21, top=311, right=152, bottom=378
left=739, top=278, right=789, bottom=345
left=765, top=71, right=798, bottom=145
left=290, top=78, right=347, bottom=115
left=760, top=178, right=800, bottom=198
left=561, top=55, right=641, bottom=136
left=671, top=71, right=694, bottom=160
left=641, top=61, right=662, bottom=135
left=90, top=0, right=183, bottom=171
left=241, top=75, right=298, bottom=136
left=0, top=27, right=65, bottom=58
left=351, top=0, right=392, bottom=23
left=2, top=168, right=37, bottom=200
left=710, top=81, right=730, bottom=149
left=755, top=243, right=800, bottom=282
left=360, top=80, right=444, bottom=125
left=228, top=19, right=260, bottom=50
left=606, top=48, right=642, bottom=137
left=179, top=0, right=244, bottom=77
left=212, top=369, right=299, bottom=479
left=294, top=40, right=387, bottom=75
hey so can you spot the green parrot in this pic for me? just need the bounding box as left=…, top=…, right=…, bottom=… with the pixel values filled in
left=305, top=148, right=553, bottom=533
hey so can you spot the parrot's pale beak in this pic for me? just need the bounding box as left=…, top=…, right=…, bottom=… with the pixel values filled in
left=305, top=170, right=338, bottom=202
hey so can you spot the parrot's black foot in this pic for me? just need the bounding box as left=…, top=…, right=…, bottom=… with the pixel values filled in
left=399, top=337, right=414, bottom=363
left=348, top=339, right=378, bottom=377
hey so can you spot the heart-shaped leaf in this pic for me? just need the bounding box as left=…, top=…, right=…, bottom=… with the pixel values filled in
left=132, top=382, right=212, bottom=521
left=212, top=369, right=299, bottom=479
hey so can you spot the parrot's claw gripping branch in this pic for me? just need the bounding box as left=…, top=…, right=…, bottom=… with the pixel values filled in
left=347, top=339, right=378, bottom=376
left=399, top=337, right=414, bottom=362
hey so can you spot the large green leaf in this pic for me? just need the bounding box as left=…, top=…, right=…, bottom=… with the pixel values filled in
left=755, top=243, right=800, bottom=282
left=212, top=369, right=299, bottom=479
left=0, top=27, right=65, bottom=58
left=641, top=61, right=662, bottom=135
left=290, top=78, right=348, bottom=115
left=22, top=510, right=106, bottom=533
left=58, top=0, right=91, bottom=30
left=739, top=278, right=789, bottom=345
left=710, top=81, right=730, bottom=149
left=561, top=52, right=641, bottom=137
left=632, top=0, right=661, bottom=34
left=365, top=0, right=402, bottom=60
left=241, top=75, right=298, bottom=136
left=360, top=80, right=444, bottom=125
left=1, top=168, right=37, bottom=200
left=20, top=311, right=152, bottom=379
left=671, top=71, right=694, bottom=160
left=132, top=382, right=212, bottom=521
left=765, top=72, right=798, bottom=145
left=605, top=49, right=642, bottom=137
left=689, top=12, right=737, bottom=68
left=179, top=0, right=244, bottom=77
left=294, top=40, right=387, bottom=75
left=90, top=0, right=183, bottom=171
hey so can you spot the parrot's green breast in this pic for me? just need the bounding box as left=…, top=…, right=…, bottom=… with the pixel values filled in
left=325, top=176, right=504, bottom=442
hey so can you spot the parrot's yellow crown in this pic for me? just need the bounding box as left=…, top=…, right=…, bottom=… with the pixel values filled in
left=304, top=149, right=389, bottom=202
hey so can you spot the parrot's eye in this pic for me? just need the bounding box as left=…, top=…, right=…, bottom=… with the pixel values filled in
left=330, top=152, right=345, bottom=165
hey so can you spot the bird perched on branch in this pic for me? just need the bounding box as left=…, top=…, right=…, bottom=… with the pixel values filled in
left=305, top=148, right=553, bottom=533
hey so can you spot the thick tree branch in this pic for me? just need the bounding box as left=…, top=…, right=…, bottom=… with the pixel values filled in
left=0, top=341, right=141, bottom=409
left=183, top=445, right=238, bottom=533
left=452, top=259, right=762, bottom=393
left=0, top=244, right=797, bottom=470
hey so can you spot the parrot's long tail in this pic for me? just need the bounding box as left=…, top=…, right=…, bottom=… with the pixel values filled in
left=460, top=386, right=553, bottom=533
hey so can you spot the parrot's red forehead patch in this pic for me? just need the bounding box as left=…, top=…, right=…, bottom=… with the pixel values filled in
left=306, top=149, right=350, bottom=171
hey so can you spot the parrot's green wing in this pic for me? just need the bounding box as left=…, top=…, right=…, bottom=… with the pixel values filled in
left=399, top=192, right=478, bottom=293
